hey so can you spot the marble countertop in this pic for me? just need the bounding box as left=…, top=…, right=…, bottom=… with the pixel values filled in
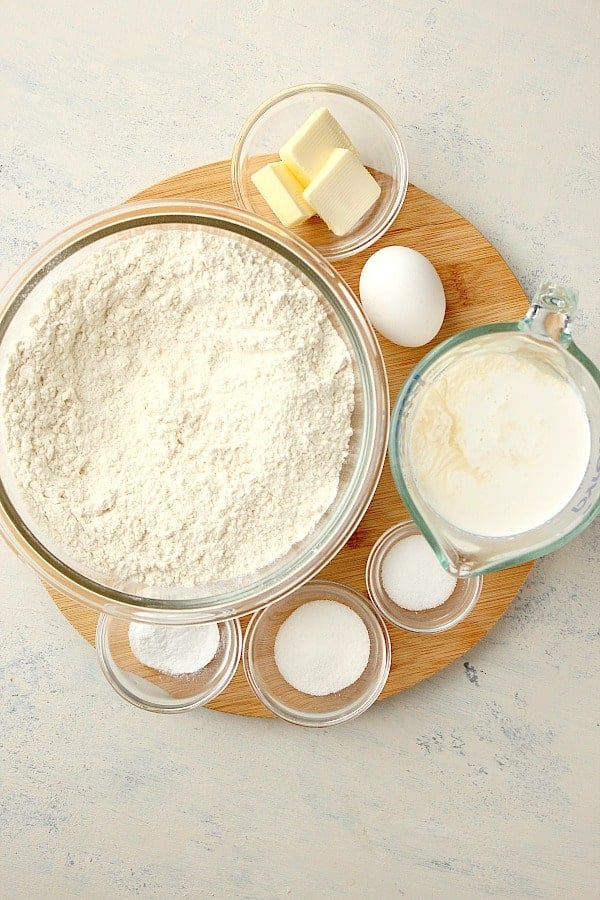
left=1, top=2, right=598, bottom=897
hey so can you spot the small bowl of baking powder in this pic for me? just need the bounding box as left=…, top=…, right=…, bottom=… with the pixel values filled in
left=243, top=579, right=391, bottom=727
left=96, top=614, right=242, bottom=713
left=366, top=520, right=483, bottom=633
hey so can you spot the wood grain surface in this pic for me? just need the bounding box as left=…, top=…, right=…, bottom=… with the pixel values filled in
left=48, top=160, right=533, bottom=716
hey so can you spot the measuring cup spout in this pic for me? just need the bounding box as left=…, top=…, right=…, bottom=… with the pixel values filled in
left=520, top=279, right=578, bottom=346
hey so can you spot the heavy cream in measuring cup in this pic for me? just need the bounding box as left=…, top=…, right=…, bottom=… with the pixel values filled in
left=409, top=349, right=591, bottom=537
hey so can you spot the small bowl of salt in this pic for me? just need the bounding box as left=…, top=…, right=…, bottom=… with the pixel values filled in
left=243, top=580, right=391, bottom=727
left=96, top=614, right=242, bottom=713
left=366, top=520, right=483, bottom=633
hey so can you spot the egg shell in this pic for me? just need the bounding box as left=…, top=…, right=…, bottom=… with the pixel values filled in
left=359, top=246, right=446, bottom=347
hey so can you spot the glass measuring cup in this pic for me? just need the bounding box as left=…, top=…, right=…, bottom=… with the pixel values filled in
left=389, top=280, right=600, bottom=576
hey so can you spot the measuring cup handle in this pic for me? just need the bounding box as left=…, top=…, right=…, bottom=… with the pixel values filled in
left=519, top=279, right=578, bottom=347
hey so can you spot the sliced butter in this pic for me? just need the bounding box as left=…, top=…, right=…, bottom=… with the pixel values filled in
left=251, top=161, right=315, bottom=228
left=303, top=148, right=381, bottom=236
left=279, top=107, right=358, bottom=188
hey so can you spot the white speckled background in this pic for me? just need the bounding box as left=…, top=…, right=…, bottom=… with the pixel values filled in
left=1, top=2, right=598, bottom=897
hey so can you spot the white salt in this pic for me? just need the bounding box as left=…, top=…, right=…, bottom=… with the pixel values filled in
left=274, top=600, right=370, bottom=696
left=381, top=534, right=457, bottom=611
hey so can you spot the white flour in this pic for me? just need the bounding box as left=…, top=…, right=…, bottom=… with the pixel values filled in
left=2, top=228, right=354, bottom=587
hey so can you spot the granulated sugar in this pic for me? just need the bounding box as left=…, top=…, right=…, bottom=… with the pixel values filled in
left=274, top=600, right=370, bottom=695
left=1, top=228, right=354, bottom=587
left=381, top=534, right=457, bottom=611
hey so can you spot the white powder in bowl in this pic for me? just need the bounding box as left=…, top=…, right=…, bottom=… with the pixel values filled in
left=128, top=621, right=220, bottom=675
left=381, top=534, right=457, bottom=611
left=274, top=600, right=370, bottom=696
left=1, top=228, right=354, bottom=587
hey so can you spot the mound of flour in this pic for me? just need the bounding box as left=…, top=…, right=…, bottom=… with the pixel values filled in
left=2, top=229, right=354, bottom=587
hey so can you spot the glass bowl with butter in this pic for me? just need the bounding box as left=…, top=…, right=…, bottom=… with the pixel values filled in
left=231, top=83, right=409, bottom=260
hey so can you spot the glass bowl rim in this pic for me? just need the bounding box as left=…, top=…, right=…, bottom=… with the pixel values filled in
left=231, top=81, right=409, bottom=261
left=0, top=198, right=389, bottom=623
left=242, top=578, right=392, bottom=727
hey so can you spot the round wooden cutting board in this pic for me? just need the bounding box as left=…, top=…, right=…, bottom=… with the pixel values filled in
left=48, top=160, right=533, bottom=716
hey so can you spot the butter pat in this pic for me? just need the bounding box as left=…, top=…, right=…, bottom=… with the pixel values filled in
left=251, top=161, right=315, bottom=228
left=280, top=108, right=357, bottom=187
left=303, top=149, right=381, bottom=236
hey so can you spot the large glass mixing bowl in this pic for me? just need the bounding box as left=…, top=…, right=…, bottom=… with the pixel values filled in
left=0, top=200, right=388, bottom=623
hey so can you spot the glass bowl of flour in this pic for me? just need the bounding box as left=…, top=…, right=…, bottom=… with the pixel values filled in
left=0, top=200, right=388, bottom=624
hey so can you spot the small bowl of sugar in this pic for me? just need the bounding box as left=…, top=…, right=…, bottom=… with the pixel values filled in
left=96, top=614, right=242, bottom=713
left=243, top=580, right=391, bottom=727
left=366, top=520, right=483, bottom=633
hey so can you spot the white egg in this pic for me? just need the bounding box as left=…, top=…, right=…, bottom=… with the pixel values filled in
left=359, top=246, right=446, bottom=347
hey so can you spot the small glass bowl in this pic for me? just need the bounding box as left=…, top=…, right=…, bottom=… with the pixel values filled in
left=366, top=521, right=483, bottom=633
left=243, top=579, right=391, bottom=727
left=96, top=615, right=242, bottom=713
left=231, top=83, right=409, bottom=260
